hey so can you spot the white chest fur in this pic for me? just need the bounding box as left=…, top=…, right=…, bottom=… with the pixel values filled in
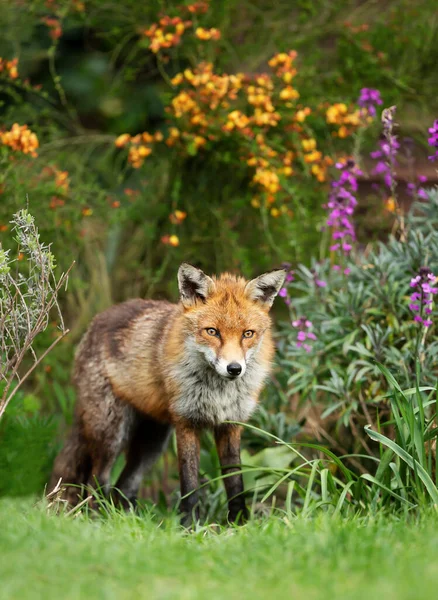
left=170, top=351, right=268, bottom=426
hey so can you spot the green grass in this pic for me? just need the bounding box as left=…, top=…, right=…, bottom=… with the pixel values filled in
left=2, top=499, right=438, bottom=600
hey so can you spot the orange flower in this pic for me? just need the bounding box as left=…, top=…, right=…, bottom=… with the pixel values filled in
left=195, top=27, right=221, bottom=41
left=304, top=150, right=322, bottom=163
left=42, top=17, right=62, bottom=40
left=169, top=210, right=187, bottom=224
left=82, top=207, right=93, bottom=217
left=385, top=197, right=396, bottom=213
left=1, top=123, right=39, bottom=157
left=49, top=196, right=65, bottom=210
left=115, top=133, right=131, bottom=147
left=123, top=188, right=136, bottom=197
left=253, top=168, right=280, bottom=194
left=301, top=138, right=316, bottom=152
left=142, top=16, right=193, bottom=53
left=185, top=2, right=209, bottom=14
left=193, top=135, right=206, bottom=148
left=0, top=57, right=19, bottom=79
left=54, top=169, right=69, bottom=192
left=279, top=86, right=299, bottom=101
left=295, top=107, right=311, bottom=122
left=161, top=234, right=180, bottom=247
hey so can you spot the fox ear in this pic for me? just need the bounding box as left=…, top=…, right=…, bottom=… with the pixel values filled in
left=245, top=269, right=286, bottom=309
left=178, top=263, right=215, bottom=307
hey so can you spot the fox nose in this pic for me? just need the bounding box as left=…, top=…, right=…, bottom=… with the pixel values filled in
left=227, top=362, right=242, bottom=377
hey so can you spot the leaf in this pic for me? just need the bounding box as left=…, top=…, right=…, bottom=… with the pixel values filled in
left=364, top=425, right=438, bottom=504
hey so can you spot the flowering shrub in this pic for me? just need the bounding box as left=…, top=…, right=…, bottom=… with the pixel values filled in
left=1, top=123, right=39, bottom=157
left=275, top=106, right=438, bottom=452
left=115, top=6, right=378, bottom=248
left=409, top=268, right=437, bottom=328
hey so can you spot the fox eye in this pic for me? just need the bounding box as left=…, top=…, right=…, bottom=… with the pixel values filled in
left=243, top=330, right=255, bottom=338
left=206, top=327, right=219, bottom=337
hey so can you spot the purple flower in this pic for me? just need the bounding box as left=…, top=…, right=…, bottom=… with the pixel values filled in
left=371, top=106, right=399, bottom=194
left=278, top=266, right=294, bottom=304
left=407, top=176, right=429, bottom=201
left=409, top=267, right=437, bottom=328
left=427, top=119, right=438, bottom=161
left=358, top=88, right=383, bottom=117
left=292, top=317, right=317, bottom=351
left=325, top=159, right=361, bottom=257
left=315, top=279, right=327, bottom=288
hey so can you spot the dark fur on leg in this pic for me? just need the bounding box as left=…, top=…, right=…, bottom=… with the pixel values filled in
left=215, top=424, right=249, bottom=524
left=176, top=421, right=201, bottom=526
left=114, top=416, right=172, bottom=509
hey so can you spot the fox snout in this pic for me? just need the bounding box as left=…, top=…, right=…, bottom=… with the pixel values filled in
left=215, top=357, right=246, bottom=379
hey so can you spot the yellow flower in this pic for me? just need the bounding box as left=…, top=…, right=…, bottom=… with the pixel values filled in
left=194, top=136, right=206, bottom=148
left=304, top=150, right=322, bottom=163
left=169, top=210, right=187, bottom=224
left=171, top=73, right=184, bottom=86
left=138, top=145, right=152, bottom=157
left=169, top=235, right=179, bottom=247
left=385, top=197, right=396, bottom=212
left=279, top=86, right=299, bottom=101
left=195, top=27, right=221, bottom=41
left=301, top=138, right=316, bottom=152
left=253, top=168, right=280, bottom=193
left=270, top=207, right=280, bottom=217
left=326, top=103, right=348, bottom=124
left=311, top=164, right=326, bottom=182
left=115, top=133, right=131, bottom=147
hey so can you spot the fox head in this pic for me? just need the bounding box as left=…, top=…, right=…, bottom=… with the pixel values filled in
left=177, top=263, right=285, bottom=380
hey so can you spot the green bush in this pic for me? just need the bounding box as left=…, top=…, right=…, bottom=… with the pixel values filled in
left=274, top=189, right=438, bottom=461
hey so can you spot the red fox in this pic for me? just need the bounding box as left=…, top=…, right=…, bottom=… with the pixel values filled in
left=49, top=263, right=285, bottom=523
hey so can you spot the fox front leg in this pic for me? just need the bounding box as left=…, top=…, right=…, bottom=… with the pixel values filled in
left=175, top=421, right=201, bottom=526
left=215, top=424, right=249, bottom=524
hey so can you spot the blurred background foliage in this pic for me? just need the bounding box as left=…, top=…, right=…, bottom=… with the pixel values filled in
left=0, top=0, right=437, bottom=507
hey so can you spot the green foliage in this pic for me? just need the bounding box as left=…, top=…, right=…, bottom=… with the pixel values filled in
left=276, top=190, right=438, bottom=439
left=0, top=392, right=59, bottom=497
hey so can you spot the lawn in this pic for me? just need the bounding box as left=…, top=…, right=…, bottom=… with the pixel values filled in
left=1, top=499, right=437, bottom=600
